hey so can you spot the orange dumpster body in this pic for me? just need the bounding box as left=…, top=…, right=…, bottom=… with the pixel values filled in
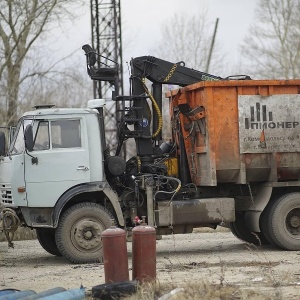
left=167, top=79, right=300, bottom=186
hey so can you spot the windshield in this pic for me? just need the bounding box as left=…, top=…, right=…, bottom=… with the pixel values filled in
left=8, top=119, right=33, bottom=155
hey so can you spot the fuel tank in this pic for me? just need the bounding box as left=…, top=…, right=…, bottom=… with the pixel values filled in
left=155, top=197, right=235, bottom=227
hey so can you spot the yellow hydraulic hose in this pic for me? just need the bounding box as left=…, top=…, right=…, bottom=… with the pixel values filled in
left=141, top=78, right=163, bottom=138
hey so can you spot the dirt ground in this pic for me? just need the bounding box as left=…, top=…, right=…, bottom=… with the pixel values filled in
left=0, top=229, right=300, bottom=299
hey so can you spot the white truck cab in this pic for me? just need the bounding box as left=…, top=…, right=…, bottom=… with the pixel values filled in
left=0, top=100, right=124, bottom=263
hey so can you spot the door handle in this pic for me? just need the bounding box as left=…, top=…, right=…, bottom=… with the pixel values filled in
left=77, top=166, right=89, bottom=171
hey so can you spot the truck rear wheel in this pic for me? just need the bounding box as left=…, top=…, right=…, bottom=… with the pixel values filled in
left=229, top=212, right=268, bottom=246
left=36, top=228, right=62, bottom=256
left=261, top=193, right=300, bottom=250
left=55, top=202, right=114, bottom=264
left=259, top=202, right=277, bottom=247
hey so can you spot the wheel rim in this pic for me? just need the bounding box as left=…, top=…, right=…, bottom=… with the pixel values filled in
left=284, top=207, right=300, bottom=238
left=71, top=218, right=104, bottom=251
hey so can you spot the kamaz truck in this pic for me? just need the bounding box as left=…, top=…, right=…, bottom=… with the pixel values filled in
left=0, top=45, right=299, bottom=263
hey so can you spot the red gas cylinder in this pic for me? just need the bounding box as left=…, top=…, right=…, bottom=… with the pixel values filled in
left=102, top=225, right=129, bottom=283
left=132, top=218, right=156, bottom=283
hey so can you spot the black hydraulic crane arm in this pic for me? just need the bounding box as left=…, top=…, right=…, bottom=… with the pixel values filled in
left=130, top=55, right=224, bottom=89
left=129, top=55, right=250, bottom=98
left=82, top=44, right=250, bottom=91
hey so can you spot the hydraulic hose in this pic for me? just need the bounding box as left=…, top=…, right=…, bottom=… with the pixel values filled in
left=141, top=78, right=163, bottom=138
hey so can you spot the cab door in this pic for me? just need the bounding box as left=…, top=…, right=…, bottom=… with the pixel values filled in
left=24, top=117, right=90, bottom=207
left=8, top=119, right=32, bottom=206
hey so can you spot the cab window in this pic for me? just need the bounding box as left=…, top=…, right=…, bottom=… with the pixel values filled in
left=33, top=121, right=50, bottom=150
left=9, top=119, right=32, bottom=155
left=51, top=119, right=81, bottom=149
left=28, top=119, right=82, bottom=151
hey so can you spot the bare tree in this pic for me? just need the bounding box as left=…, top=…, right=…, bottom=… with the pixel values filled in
left=153, top=12, right=226, bottom=76
left=0, top=0, right=84, bottom=126
left=20, top=62, right=93, bottom=111
left=240, top=0, right=300, bottom=79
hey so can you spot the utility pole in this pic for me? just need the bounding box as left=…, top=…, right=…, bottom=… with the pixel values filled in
left=206, top=18, right=219, bottom=73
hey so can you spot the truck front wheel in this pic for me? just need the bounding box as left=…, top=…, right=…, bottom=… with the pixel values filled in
left=55, top=202, right=115, bottom=264
left=261, top=193, right=300, bottom=250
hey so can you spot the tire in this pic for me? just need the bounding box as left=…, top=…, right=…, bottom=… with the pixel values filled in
left=259, top=202, right=277, bottom=247
left=36, top=228, right=62, bottom=256
left=261, top=193, right=300, bottom=250
left=55, top=203, right=114, bottom=264
left=229, top=212, right=268, bottom=246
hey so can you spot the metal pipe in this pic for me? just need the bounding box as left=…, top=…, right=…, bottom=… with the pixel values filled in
left=146, top=185, right=154, bottom=226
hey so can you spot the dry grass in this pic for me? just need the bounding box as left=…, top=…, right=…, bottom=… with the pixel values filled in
left=91, top=281, right=270, bottom=300
left=2, top=226, right=297, bottom=300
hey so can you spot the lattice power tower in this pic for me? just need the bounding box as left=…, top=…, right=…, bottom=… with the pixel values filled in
left=90, top=0, right=124, bottom=154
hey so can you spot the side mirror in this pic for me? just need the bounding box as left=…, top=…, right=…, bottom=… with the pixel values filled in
left=0, top=132, right=5, bottom=156
left=24, top=124, right=34, bottom=152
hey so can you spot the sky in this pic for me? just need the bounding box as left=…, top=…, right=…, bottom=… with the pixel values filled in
left=53, top=0, right=259, bottom=75
left=120, top=0, right=259, bottom=64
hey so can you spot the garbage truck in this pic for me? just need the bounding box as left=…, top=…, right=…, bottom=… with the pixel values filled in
left=0, top=45, right=299, bottom=264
